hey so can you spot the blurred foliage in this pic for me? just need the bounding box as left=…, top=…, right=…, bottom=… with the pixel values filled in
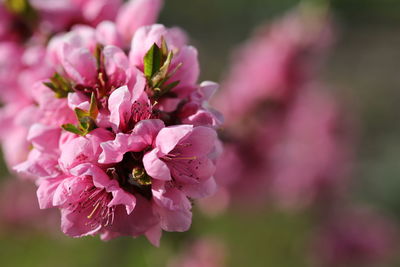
left=0, top=210, right=312, bottom=267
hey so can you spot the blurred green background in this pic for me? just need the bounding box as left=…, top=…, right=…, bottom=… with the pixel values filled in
left=1, top=0, right=400, bottom=266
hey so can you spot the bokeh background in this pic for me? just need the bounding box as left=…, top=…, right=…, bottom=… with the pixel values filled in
left=1, top=0, right=400, bottom=266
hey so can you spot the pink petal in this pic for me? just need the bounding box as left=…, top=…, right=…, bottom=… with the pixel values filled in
left=80, top=0, right=121, bottom=25
left=103, top=45, right=130, bottom=87
left=199, top=81, right=219, bottom=101
left=109, top=189, right=136, bottom=214
left=67, top=92, right=90, bottom=110
left=95, top=21, right=123, bottom=47
left=168, top=46, right=199, bottom=96
left=99, top=119, right=163, bottom=164
left=157, top=207, right=192, bottom=232
left=179, top=126, right=217, bottom=157
left=143, top=149, right=171, bottom=180
left=99, top=133, right=131, bottom=164
left=129, top=24, right=188, bottom=68
left=152, top=183, right=192, bottom=232
left=116, top=0, right=163, bottom=43
left=181, top=177, right=217, bottom=199
left=132, top=119, right=164, bottom=146
left=59, top=128, right=114, bottom=170
left=61, top=207, right=102, bottom=237
left=36, top=176, right=66, bottom=209
left=105, top=195, right=158, bottom=237
left=14, top=149, right=60, bottom=178
left=69, top=163, right=113, bottom=189
left=28, top=124, right=61, bottom=153
left=145, top=223, right=162, bottom=247
left=52, top=176, right=89, bottom=207
left=62, top=44, right=97, bottom=86
left=155, top=125, right=193, bottom=155
left=108, top=85, right=132, bottom=131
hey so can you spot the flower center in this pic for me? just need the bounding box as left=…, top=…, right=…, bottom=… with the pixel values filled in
left=107, top=152, right=153, bottom=200
left=70, top=185, right=115, bottom=228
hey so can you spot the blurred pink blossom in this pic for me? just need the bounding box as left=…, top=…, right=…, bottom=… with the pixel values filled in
left=310, top=207, right=398, bottom=267
left=0, top=178, right=59, bottom=234
left=168, top=237, right=227, bottom=267
left=204, top=7, right=350, bottom=213
left=213, top=6, right=334, bottom=124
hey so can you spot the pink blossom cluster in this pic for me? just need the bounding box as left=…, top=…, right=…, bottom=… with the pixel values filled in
left=0, top=0, right=221, bottom=245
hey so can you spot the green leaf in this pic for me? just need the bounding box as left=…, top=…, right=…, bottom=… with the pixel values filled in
left=162, top=80, right=180, bottom=93
left=143, top=43, right=162, bottom=79
left=62, top=124, right=83, bottom=135
left=74, top=108, right=88, bottom=120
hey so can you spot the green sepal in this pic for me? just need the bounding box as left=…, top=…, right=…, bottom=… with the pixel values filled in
left=160, top=37, right=169, bottom=59
left=43, top=72, right=72, bottom=98
left=162, top=80, right=180, bottom=94
left=62, top=93, right=98, bottom=136
left=151, top=50, right=173, bottom=87
left=61, top=124, right=84, bottom=135
left=78, top=116, right=97, bottom=133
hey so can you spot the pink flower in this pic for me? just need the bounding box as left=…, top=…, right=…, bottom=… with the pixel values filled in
left=106, top=81, right=153, bottom=133
left=143, top=125, right=218, bottom=231
left=37, top=163, right=157, bottom=238
left=99, top=119, right=163, bottom=164
left=143, top=125, right=217, bottom=186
